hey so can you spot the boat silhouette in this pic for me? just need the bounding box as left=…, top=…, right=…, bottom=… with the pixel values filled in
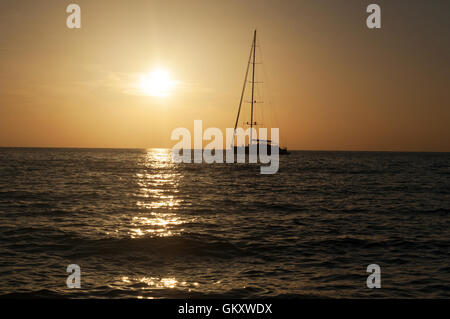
left=231, top=30, right=289, bottom=156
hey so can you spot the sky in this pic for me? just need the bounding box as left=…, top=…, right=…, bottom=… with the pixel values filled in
left=0, top=0, right=449, bottom=151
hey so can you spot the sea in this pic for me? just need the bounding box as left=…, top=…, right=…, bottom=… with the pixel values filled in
left=0, top=148, right=449, bottom=298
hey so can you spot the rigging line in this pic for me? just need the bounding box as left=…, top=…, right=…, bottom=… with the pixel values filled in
left=255, top=37, right=267, bottom=129
left=250, top=30, right=257, bottom=146
left=257, top=84, right=265, bottom=129
left=258, top=35, right=282, bottom=144
left=232, top=35, right=254, bottom=146
left=254, top=73, right=264, bottom=126
left=254, top=38, right=266, bottom=131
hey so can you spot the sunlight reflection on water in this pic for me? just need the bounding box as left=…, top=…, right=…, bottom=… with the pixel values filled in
left=128, top=213, right=189, bottom=238
left=127, top=149, right=190, bottom=238
left=117, top=275, right=200, bottom=292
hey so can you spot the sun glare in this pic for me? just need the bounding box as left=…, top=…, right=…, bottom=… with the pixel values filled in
left=140, top=69, right=175, bottom=97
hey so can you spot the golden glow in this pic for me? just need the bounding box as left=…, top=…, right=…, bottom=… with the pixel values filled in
left=140, top=69, right=176, bottom=97
left=2, top=2, right=449, bottom=152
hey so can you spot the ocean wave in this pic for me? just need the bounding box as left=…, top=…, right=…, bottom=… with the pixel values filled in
left=64, top=233, right=248, bottom=260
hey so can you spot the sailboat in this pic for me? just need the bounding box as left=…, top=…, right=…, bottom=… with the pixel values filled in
left=232, top=30, right=289, bottom=156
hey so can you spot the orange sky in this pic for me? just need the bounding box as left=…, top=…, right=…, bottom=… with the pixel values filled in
left=1, top=0, right=449, bottom=151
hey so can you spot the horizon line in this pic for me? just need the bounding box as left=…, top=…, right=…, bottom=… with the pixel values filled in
left=0, top=146, right=448, bottom=154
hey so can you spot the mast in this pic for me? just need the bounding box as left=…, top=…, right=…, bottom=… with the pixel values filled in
left=250, top=29, right=257, bottom=145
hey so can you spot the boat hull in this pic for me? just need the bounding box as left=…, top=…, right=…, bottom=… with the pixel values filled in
left=233, top=145, right=290, bottom=155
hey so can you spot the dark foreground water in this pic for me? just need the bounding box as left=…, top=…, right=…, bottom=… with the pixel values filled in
left=0, top=148, right=449, bottom=298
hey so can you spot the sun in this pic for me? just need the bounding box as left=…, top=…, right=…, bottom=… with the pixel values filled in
left=140, top=69, right=176, bottom=97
